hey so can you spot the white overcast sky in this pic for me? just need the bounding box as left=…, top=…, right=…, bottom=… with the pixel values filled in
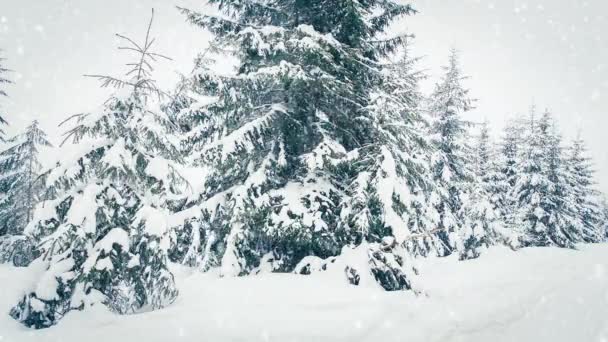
left=0, top=0, right=607, bottom=193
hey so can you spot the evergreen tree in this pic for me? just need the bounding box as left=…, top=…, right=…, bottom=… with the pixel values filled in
left=0, top=50, right=12, bottom=141
left=460, top=121, right=500, bottom=259
left=494, top=116, right=527, bottom=245
left=170, top=1, right=428, bottom=290
left=0, top=121, right=52, bottom=267
left=564, top=134, right=604, bottom=243
left=544, top=118, right=578, bottom=246
left=0, top=120, right=52, bottom=236
left=512, top=109, right=575, bottom=248
left=11, top=10, right=184, bottom=328
left=427, top=49, right=475, bottom=257
left=359, top=46, right=440, bottom=261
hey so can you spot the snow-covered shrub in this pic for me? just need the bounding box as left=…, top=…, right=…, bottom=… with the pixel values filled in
left=294, top=239, right=414, bottom=291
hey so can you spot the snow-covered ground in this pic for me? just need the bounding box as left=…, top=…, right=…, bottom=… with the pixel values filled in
left=1, top=244, right=607, bottom=342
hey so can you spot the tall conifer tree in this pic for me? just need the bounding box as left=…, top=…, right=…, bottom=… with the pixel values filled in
left=427, top=49, right=474, bottom=257
left=494, top=117, right=526, bottom=244
left=512, top=109, right=575, bottom=247
left=0, top=121, right=51, bottom=267
left=170, top=1, right=435, bottom=290
left=564, top=135, right=604, bottom=243
left=357, top=46, right=440, bottom=260
left=460, top=121, right=500, bottom=258
left=0, top=120, right=52, bottom=236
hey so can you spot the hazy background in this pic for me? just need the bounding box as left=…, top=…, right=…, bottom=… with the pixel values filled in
left=0, top=0, right=606, bottom=193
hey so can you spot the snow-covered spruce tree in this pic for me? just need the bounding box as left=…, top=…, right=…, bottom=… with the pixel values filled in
left=336, top=45, right=441, bottom=287
left=11, top=11, right=184, bottom=328
left=0, top=120, right=52, bottom=235
left=493, top=116, right=527, bottom=245
left=564, top=134, right=604, bottom=243
left=544, top=119, right=580, bottom=246
left=459, top=121, right=501, bottom=259
left=355, top=46, right=441, bottom=262
left=171, top=1, right=431, bottom=290
left=0, top=121, right=52, bottom=266
left=512, top=109, right=576, bottom=248
left=427, top=49, right=476, bottom=258
left=0, top=50, right=12, bottom=141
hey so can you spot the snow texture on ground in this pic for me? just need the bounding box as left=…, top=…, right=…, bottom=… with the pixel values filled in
left=1, top=244, right=607, bottom=342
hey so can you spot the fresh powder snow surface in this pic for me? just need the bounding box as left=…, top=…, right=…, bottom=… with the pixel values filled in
left=1, top=244, right=607, bottom=342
